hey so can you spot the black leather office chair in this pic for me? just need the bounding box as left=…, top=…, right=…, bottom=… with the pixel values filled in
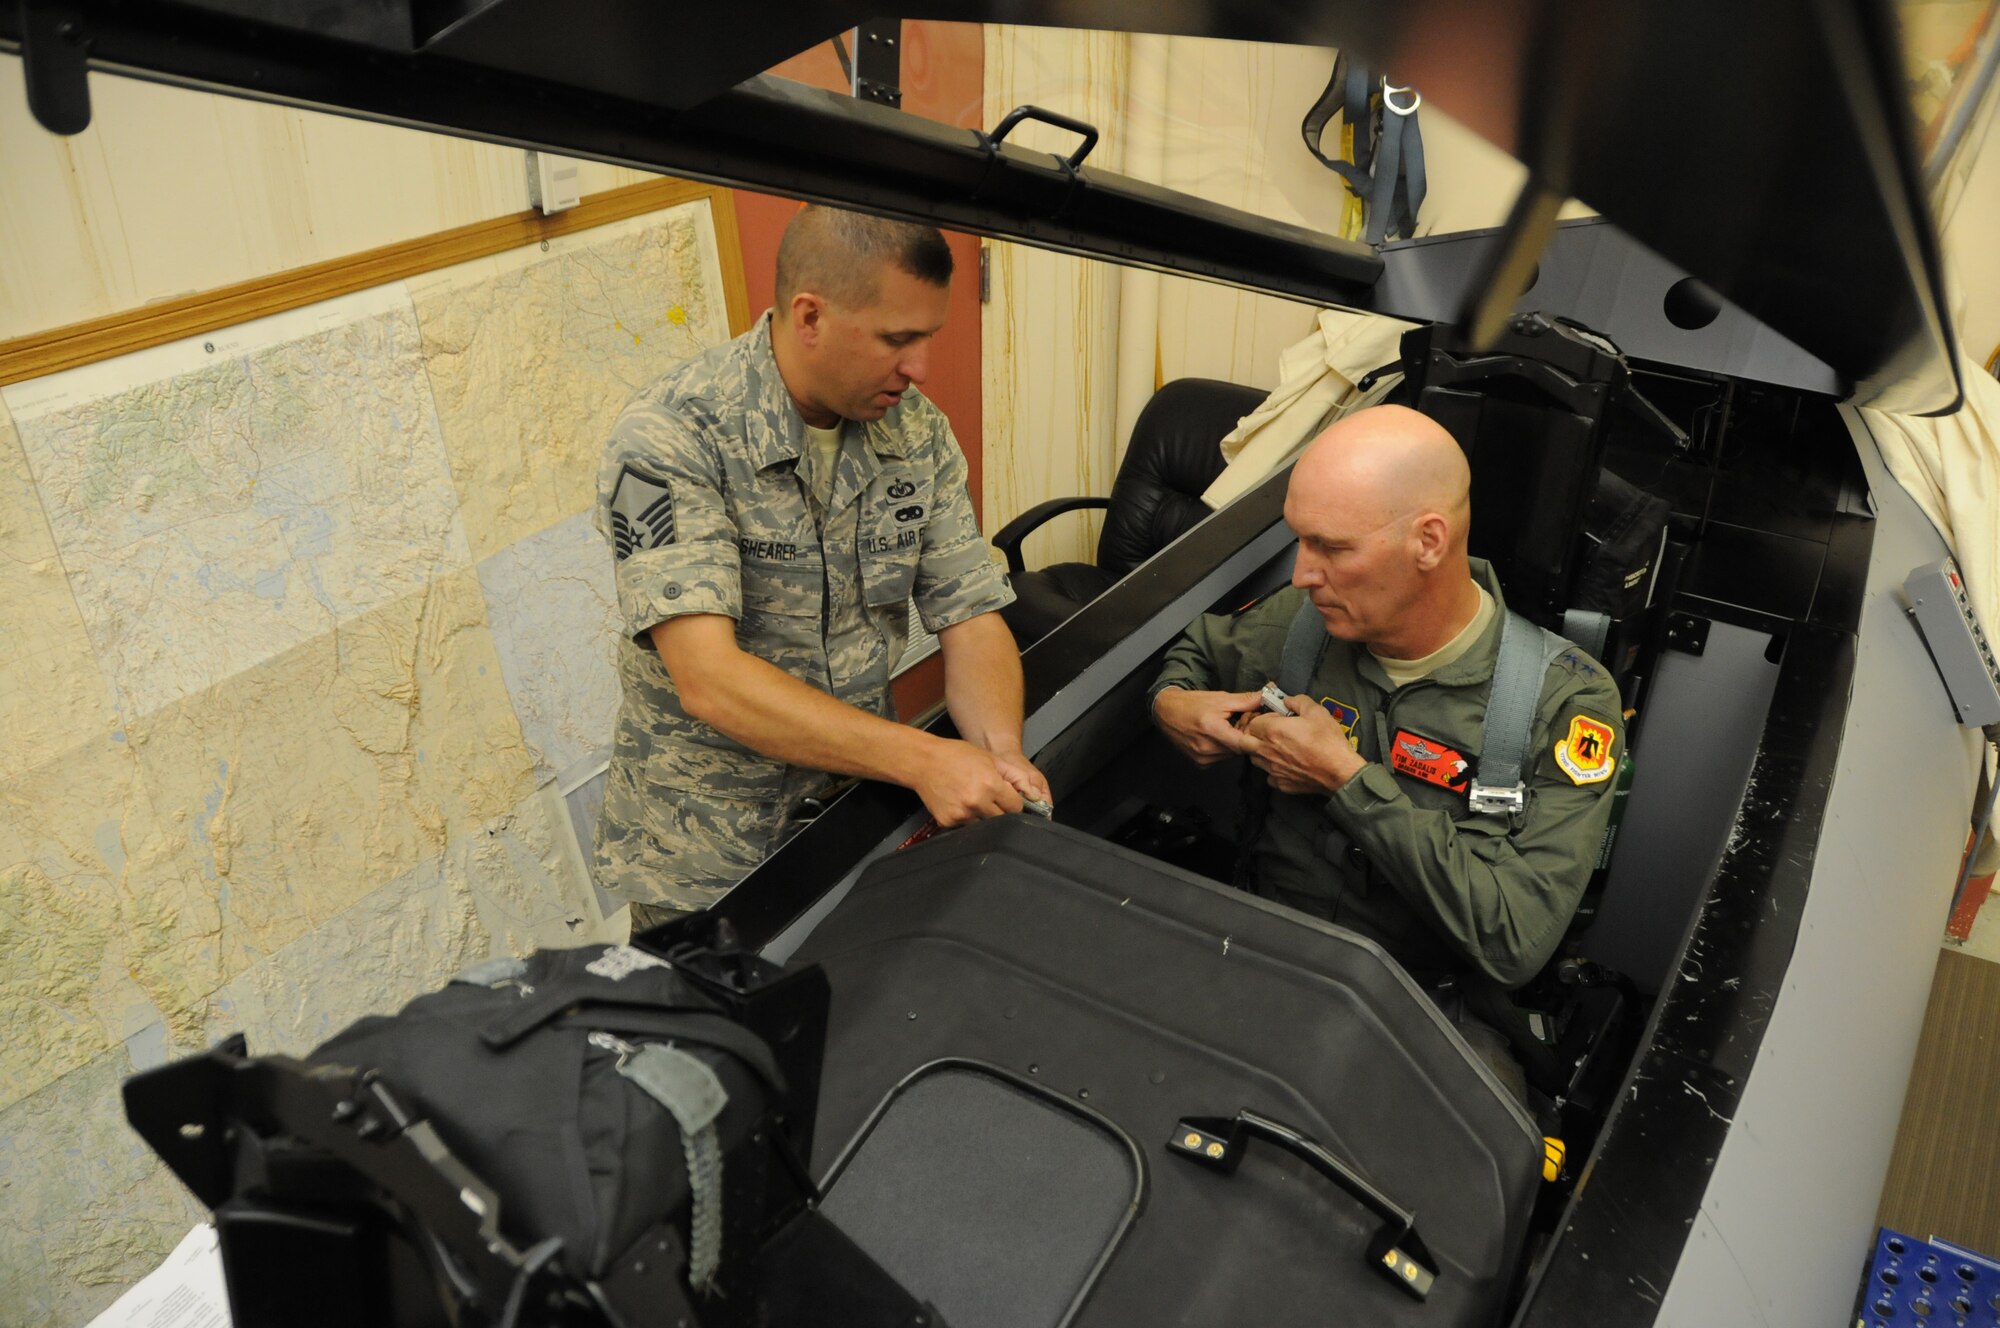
left=993, top=377, right=1267, bottom=646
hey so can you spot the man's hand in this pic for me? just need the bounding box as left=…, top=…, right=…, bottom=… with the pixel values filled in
left=988, top=746, right=1053, bottom=807
left=913, top=738, right=1027, bottom=826
left=1239, top=694, right=1367, bottom=795
left=1153, top=687, right=1265, bottom=765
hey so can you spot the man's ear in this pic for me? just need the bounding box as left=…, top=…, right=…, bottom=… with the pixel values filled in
left=1412, top=511, right=1451, bottom=570
left=789, top=292, right=827, bottom=347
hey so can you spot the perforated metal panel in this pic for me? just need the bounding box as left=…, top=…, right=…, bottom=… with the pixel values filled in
left=1857, top=1228, right=2000, bottom=1327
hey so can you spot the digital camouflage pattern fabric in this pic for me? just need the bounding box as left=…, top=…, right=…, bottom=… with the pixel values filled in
left=1151, top=559, right=1624, bottom=987
left=594, top=314, right=1012, bottom=910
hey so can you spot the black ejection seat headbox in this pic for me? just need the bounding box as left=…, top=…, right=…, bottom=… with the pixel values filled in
left=1401, top=315, right=1671, bottom=687
left=1402, top=316, right=1616, bottom=628
left=793, top=817, right=1544, bottom=1328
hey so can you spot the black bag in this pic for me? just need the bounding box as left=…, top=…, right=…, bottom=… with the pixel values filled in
left=126, top=939, right=945, bottom=1328
left=308, top=944, right=786, bottom=1292
left=1575, top=468, right=1671, bottom=625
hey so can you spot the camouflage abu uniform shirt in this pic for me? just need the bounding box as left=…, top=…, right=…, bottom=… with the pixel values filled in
left=594, top=313, right=1013, bottom=910
left=1151, top=560, right=1624, bottom=988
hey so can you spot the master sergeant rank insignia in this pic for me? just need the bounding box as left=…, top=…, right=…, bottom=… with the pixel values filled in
left=1554, top=715, right=1617, bottom=786
left=609, top=464, right=676, bottom=561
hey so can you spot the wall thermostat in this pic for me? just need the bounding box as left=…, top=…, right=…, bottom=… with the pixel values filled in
left=526, top=150, right=581, bottom=215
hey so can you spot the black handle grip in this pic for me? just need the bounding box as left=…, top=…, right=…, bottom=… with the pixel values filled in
left=1169, top=1110, right=1440, bottom=1301
left=988, top=103, right=1101, bottom=171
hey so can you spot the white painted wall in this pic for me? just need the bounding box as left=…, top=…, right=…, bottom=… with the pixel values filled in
left=0, top=60, right=658, bottom=341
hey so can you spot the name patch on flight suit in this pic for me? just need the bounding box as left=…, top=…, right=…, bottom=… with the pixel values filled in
left=1389, top=729, right=1473, bottom=792
left=1321, top=697, right=1361, bottom=750
left=1554, top=715, right=1617, bottom=786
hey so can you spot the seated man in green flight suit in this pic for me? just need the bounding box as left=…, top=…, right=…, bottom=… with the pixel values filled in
left=1150, top=404, right=1625, bottom=1093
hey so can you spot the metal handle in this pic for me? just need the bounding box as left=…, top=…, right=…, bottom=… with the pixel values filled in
left=1169, top=1110, right=1440, bottom=1301
left=987, top=103, right=1100, bottom=171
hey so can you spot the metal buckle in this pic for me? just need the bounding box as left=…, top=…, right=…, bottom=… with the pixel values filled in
left=1467, top=782, right=1526, bottom=816
left=587, top=1031, right=638, bottom=1067
left=1383, top=82, right=1422, bottom=116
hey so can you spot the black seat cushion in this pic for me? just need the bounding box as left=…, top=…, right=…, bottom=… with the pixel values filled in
left=1002, top=561, right=1116, bottom=643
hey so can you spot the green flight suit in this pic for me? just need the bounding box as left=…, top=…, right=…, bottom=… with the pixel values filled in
left=594, top=313, right=1012, bottom=911
left=1151, top=559, right=1624, bottom=988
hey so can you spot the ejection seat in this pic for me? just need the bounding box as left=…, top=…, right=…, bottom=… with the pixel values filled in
left=1399, top=315, right=1680, bottom=1113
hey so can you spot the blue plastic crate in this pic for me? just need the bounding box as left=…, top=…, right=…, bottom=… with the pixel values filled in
left=1857, top=1227, right=2000, bottom=1327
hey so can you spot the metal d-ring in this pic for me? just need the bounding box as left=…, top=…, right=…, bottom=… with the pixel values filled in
left=1383, top=82, right=1422, bottom=116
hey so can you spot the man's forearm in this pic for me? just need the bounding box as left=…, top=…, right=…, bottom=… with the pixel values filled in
left=653, top=621, right=941, bottom=784
left=937, top=612, right=1026, bottom=753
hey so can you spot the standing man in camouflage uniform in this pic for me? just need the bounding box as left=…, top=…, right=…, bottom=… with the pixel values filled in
left=596, top=206, right=1048, bottom=925
left=1150, top=406, right=1623, bottom=1082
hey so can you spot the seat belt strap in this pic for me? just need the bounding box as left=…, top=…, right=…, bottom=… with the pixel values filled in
left=1366, top=81, right=1426, bottom=245
left=1470, top=610, right=1566, bottom=817
left=608, top=1039, right=730, bottom=1289
left=1560, top=608, right=1611, bottom=663
left=1278, top=598, right=1330, bottom=697
left=1392, top=91, right=1426, bottom=238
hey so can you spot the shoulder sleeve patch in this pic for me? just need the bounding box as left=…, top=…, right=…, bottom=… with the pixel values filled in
left=609, top=464, right=676, bottom=561
left=1553, top=714, right=1617, bottom=786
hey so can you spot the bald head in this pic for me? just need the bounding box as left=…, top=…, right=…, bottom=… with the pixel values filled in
left=1293, top=404, right=1471, bottom=544
left=1284, top=405, right=1480, bottom=654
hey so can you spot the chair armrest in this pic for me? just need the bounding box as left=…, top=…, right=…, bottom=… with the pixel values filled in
left=991, top=496, right=1112, bottom=575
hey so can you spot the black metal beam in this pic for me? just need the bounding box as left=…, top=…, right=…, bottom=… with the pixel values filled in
left=0, top=0, right=1961, bottom=412
left=0, top=3, right=1381, bottom=310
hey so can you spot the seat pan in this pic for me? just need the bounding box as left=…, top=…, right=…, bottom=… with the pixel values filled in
left=1001, top=561, right=1115, bottom=643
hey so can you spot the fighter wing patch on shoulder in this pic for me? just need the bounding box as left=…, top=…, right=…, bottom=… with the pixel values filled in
left=1553, top=715, right=1617, bottom=786
left=609, top=464, right=676, bottom=561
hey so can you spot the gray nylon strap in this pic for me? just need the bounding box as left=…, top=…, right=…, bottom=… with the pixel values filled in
left=1365, top=99, right=1405, bottom=246
left=1278, top=598, right=1329, bottom=697
left=617, top=1044, right=729, bottom=1289
left=1347, top=61, right=1375, bottom=173
left=1560, top=608, right=1612, bottom=662
left=1284, top=595, right=1562, bottom=819
left=1472, top=610, right=1565, bottom=816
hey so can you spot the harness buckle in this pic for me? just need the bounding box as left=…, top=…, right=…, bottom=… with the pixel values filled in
left=1382, top=82, right=1423, bottom=116
left=1467, top=781, right=1526, bottom=817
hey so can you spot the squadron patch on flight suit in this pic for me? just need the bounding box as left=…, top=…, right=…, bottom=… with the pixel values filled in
left=1389, top=729, right=1473, bottom=792
left=609, top=464, right=676, bottom=560
left=1321, top=697, right=1362, bottom=750
left=1554, top=715, right=1617, bottom=786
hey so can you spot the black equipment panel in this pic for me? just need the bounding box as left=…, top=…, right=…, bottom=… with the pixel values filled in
left=794, top=817, right=1542, bottom=1327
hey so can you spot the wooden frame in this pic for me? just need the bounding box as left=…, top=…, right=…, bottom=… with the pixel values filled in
left=0, top=176, right=752, bottom=388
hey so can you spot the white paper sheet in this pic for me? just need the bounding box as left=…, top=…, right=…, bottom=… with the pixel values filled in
left=86, top=1224, right=231, bottom=1328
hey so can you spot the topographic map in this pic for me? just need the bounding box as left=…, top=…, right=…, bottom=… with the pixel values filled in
left=0, top=198, right=733, bottom=1326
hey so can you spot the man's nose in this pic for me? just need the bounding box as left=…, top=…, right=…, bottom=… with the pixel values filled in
left=899, top=341, right=930, bottom=385
left=1291, top=555, right=1320, bottom=588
